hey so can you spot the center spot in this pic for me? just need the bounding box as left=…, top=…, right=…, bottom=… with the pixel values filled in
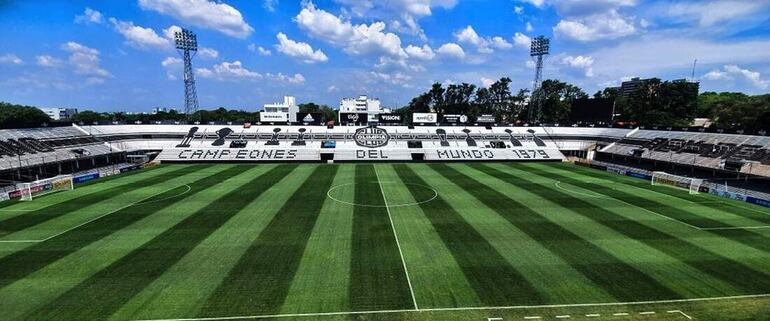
left=327, top=182, right=437, bottom=208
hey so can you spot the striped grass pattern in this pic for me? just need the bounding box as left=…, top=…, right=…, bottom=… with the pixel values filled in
left=0, top=163, right=768, bottom=321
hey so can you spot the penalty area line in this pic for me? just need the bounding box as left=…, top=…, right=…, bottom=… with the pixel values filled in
left=133, top=293, right=770, bottom=321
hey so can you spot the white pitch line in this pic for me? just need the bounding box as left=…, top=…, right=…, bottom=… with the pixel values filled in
left=134, top=294, right=770, bottom=321
left=667, top=310, right=693, bottom=320
left=639, top=311, right=655, bottom=315
left=585, top=314, right=600, bottom=317
left=700, top=225, right=770, bottom=231
left=373, top=164, right=419, bottom=311
left=0, top=184, right=185, bottom=244
left=523, top=317, right=541, bottom=320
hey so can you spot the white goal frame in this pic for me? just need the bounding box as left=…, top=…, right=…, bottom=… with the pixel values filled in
left=19, top=175, right=74, bottom=201
left=651, top=171, right=703, bottom=195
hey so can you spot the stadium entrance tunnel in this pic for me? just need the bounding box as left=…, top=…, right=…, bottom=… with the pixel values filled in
left=327, top=182, right=437, bottom=207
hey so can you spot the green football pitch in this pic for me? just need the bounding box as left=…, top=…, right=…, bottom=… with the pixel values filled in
left=1, top=162, right=769, bottom=321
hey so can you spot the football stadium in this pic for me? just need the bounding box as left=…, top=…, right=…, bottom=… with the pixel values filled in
left=0, top=124, right=769, bottom=321
left=2, top=1, right=770, bottom=320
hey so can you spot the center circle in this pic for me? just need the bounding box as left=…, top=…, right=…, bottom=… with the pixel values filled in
left=327, top=182, right=438, bottom=208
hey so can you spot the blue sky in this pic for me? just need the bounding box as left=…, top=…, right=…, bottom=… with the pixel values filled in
left=1, top=0, right=769, bottom=112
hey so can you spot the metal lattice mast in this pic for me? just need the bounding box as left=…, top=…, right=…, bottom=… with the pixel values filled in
left=175, top=28, right=199, bottom=121
left=528, top=35, right=549, bottom=123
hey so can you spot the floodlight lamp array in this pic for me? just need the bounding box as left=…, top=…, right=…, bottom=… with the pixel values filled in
left=174, top=29, right=198, bottom=51
left=530, top=36, right=550, bottom=57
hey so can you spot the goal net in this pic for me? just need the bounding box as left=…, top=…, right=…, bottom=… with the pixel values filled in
left=19, top=175, right=74, bottom=201
left=651, top=171, right=703, bottom=194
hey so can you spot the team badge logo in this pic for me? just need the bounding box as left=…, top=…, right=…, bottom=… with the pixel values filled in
left=353, top=126, right=389, bottom=148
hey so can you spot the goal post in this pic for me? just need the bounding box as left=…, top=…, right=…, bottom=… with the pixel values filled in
left=651, top=171, right=703, bottom=194
left=19, top=175, right=74, bottom=201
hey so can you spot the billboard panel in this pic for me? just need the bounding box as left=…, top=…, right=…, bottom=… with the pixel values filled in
left=340, top=113, right=368, bottom=125
left=296, top=112, right=323, bottom=125
left=260, top=112, right=288, bottom=123
left=378, top=113, right=403, bottom=123
left=442, top=114, right=469, bottom=124
left=412, top=113, right=438, bottom=124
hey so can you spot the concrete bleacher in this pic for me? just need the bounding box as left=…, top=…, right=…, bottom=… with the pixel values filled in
left=601, top=129, right=770, bottom=176
left=0, top=126, right=115, bottom=171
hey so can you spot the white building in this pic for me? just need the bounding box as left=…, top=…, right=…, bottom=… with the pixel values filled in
left=263, top=96, right=298, bottom=122
left=339, top=95, right=390, bottom=123
left=40, top=108, right=78, bottom=120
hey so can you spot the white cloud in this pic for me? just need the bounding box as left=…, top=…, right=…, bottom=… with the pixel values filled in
left=327, top=85, right=339, bottom=92
left=589, top=36, right=770, bottom=79
left=263, top=0, right=279, bottom=12
left=198, top=47, right=219, bottom=59
left=109, top=18, right=171, bottom=50
left=161, top=56, right=182, bottom=67
left=294, top=2, right=406, bottom=58
left=275, top=32, right=328, bottom=63
left=161, top=56, right=182, bottom=80
left=554, top=10, right=636, bottom=41
left=162, top=25, right=183, bottom=40
left=0, top=53, right=23, bottom=65
left=333, top=0, right=457, bottom=38
left=703, top=69, right=730, bottom=81
left=196, top=61, right=261, bottom=81
left=480, top=77, right=495, bottom=87
left=404, top=44, right=435, bottom=60
left=662, top=1, right=770, bottom=27
left=454, top=25, right=511, bottom=53
left=75, top=7, right=103, bottom=24
left=513, top=32, right=532, bottom=48
left=369, top=71, right=412, bottom=86
left=436, top=43, right=465, bottom=59
left=36, top=55, right=63, bottom=67
left=61, top=42, right=111, bottom=79
left=562, top=55, right=595, bottom=77
left=722, top=65, right=769, bottom=89
left=526, top=22, right=534, bottom=32
left=514, top=6, right=524, bottom=14
left=138, top=0, right=254, bottom=38
left=268, top=72, right=306, bottom=84
left=249, top=44, right=272, bottom=56
left=521, top=0, right=546, bottom=7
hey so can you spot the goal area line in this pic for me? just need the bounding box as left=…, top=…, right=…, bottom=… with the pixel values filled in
left=133, top=293, right=770, bottom=321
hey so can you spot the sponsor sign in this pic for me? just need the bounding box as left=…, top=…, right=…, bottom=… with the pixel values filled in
left=606, top=166, right=627, bottom=175
left=378, top=113, right=403, bottom=123
left=260, top=112, right=289, bottom=123
left=340, top=112, right=368, bottom=125
left=746, top=196, right=770, bottom=208
left=626, top=171, right=652, bottom=180
left=334, top=149, right=412, bottom=161
left=442, top=114, right=468, bottom=124
left=120, top=164, right=143, bottom=173
left=158, top=148, right=319, bottom=161
left=412, top=113, right=438, bottom=124
left=476, top=114, right=496, bottom=123
left=296, top=112, right=323, bottom=124
left=353, top=126, right=389, bottom=148
left=73, top=172, right=100, bottom=184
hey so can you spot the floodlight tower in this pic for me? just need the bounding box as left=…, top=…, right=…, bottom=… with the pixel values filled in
left=528, top=35, right=550, bottom=123
left=174, top=28, right=199, bottom=121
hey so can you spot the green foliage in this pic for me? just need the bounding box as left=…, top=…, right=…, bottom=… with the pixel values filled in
left=533, top=79, right=588, bottom=124
left=615, top=78, right=698, bottom=127
left=0, top=102, right=52, bottom=128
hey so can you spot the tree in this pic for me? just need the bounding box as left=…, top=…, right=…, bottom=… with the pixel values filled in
left=428, top=83, right=445, bottom=113
left=489, top=77, right=513, bottom=121
left=616, top=78, right=697, bottom=127
left=0, top=102, right=52, bottom=128
left=533, top=79, right=587, bottom=124
left=71, top=110, right=107, bottom=123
